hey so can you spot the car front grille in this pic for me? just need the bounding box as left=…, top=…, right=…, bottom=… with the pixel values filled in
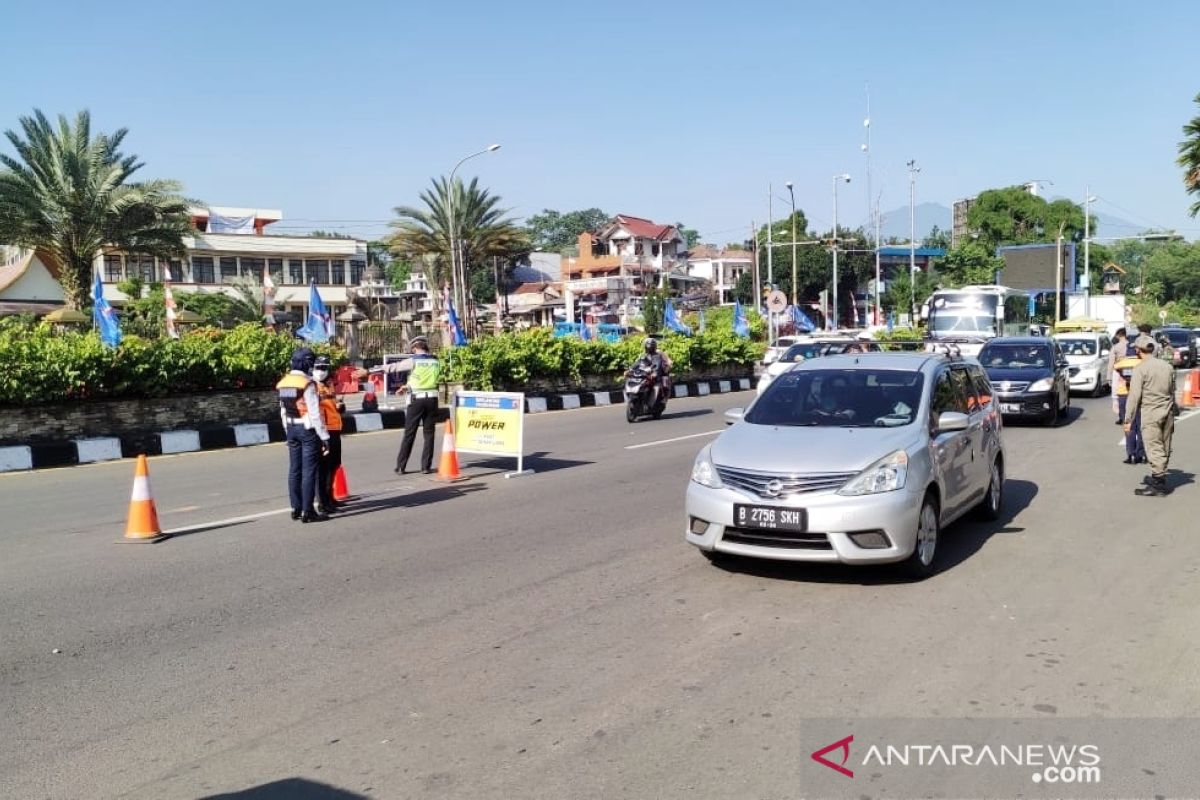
left=993, top=381, right=1030, bottom=394
left=715, top=465, right=856, bottom=499
left=722, top=527, right=833, bottom=550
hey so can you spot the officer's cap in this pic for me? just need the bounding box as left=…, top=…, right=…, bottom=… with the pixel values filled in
left=291, top=347, right=316, bottom=371
left=1135, top=335, right=1156, bottom=352
left=408, top=336, right=429, bottom=350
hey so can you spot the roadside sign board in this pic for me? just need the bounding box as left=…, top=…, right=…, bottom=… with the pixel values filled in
left=381, top=352, right=412, bottom=408
left=766, top=290, right=787, bottom=313
left=454, top=391, right=534, bottom=477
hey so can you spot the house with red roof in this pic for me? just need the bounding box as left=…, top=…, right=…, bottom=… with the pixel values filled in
left=562, top=214, right=687, bottom=285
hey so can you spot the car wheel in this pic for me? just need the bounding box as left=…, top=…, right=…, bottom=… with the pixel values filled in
left=1042, top=397, right=1059, bottom=427
left=977, top=456, right=1004, bottom=520
left=902, top=495, right=940, bottom=579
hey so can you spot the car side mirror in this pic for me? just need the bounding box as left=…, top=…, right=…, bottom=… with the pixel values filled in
left=724, top=407, right=744, bottom=425
left=936, top=411, right=969, bottom=433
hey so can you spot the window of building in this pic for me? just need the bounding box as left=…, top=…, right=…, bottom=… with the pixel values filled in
left=330, top=259, right=346, bottom=285
left=104, top=255, right=123, bottom=282
left=268, top=258, right=284, bottom=286
left=350, top=260, right=366, bottom=284
left=219, top=257, right=238, bottom=283
left=126, top=255, right=156, bottom=283
left=240, top=257, right=265, bottom=282
left=287, top=258, right=304, bottom=285
left=308, top=259, right=330, bottom=284
left=164, top=259, right=184, bottom=282
left=192, top=257, right=215, bottom=284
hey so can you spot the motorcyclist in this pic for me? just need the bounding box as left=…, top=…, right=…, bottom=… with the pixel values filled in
left=631, top=338, right=672, bottom=408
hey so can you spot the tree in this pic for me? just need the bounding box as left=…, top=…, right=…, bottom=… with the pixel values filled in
left=1178, top=92, right=1200, bottom=218
left=922, top=225, right=951, bottom=250
left=309, top=230, right=353, bottom=239
left=524, top=208, right=609, bottom=252
left=966, top=186, right=1086, bottom=251
left=934, top=241, right=1002, bottom=287
left=388, top=176, right=528, bottom=306
left=733, top=272, right=754, bottom=304
left=642, top=288, right=666, bottom=334
left=675, top=223, right=701, bottom=249
left=882, top=268, right=937, bottom=316
left=0, top=109, right=194, bottom=309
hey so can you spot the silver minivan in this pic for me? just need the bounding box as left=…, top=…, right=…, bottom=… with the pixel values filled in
left=686, top=352, right=1006, bottom=578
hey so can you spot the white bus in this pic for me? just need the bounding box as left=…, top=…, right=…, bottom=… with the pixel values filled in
left=922, top=285, right=1033, bottom=356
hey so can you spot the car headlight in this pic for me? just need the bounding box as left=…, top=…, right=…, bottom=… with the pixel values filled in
left=837, top=450, right=908, bottom=496
left=690, top=445, right=724, bottom=489
left=1028, top=377, right=1053, bottom=392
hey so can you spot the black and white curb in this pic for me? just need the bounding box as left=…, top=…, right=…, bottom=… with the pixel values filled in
left=0, top=377, right=752, bottom=472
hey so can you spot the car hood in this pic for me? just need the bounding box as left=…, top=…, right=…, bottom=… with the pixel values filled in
left=1064, top=353, right=1101, bottom=366
left=765, top=361, right=798, bottom=377
left=984, top=366, right=1053, bottom=383
left=712, top=422, right=916, bottom=474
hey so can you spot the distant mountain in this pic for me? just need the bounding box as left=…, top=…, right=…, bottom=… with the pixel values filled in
left=869, top=203, right=952, bottom=243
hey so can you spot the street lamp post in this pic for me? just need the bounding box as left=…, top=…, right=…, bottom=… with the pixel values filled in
left=447, top=144, right=501, bottom=318
left=832, top=173, right=851, bottom=331
left=1084, top=186, right=1097, bottom=317
left=907, top=160, right=921, bottom=322
left=786, top=181, right=797, bottom=306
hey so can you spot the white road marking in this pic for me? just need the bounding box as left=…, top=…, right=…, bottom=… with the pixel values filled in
left=163, top=507, right=292, bottom=534
left=624, top=430, right=724, bottom=450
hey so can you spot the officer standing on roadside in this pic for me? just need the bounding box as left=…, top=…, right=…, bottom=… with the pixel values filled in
left=1126, top=334, right=1177, bottom=496
left=356, top=337, right=442, bottom=475
left=1114, top=344, right=1146, bottom=464
left=313, top=355, right=345, bottom=514
left=277, top=347, right=330, bottom=522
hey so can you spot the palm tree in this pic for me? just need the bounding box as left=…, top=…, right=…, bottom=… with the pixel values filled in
left=1179, top=92, right=1200, bottom=218
left=0, top=110, right=194, bottom=308
left=388, top=176, right=528, bottom=310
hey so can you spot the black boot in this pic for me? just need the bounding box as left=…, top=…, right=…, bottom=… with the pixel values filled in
left=301, top=510, right=329, bottom=523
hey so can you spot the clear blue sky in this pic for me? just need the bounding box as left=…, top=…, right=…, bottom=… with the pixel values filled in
left=3, top=0, right=1199, bottom=243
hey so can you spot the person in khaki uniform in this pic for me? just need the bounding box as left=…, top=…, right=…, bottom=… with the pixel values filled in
left=1125, top=335, right=1177, bottom=496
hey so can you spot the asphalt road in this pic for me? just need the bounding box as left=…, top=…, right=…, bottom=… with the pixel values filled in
left=2, top=388, right=1199, bottom=799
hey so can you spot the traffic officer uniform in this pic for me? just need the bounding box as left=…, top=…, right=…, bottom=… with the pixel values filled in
left=393, top=341, right=442, bottom=474
left=1126, top=336, right=1177, bottom=496
left=277, top=347, right=330, bottom=522
left=1113, top=350, right=1146, bottom=464
left=314, top=357, right=345, bottom=513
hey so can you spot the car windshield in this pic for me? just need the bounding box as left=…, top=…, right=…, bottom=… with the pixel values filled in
left=780, top=343, right=823, bottom=362
left=747, top=369, right=925, bottom=428
left=1160, top=330, right=1190, bottom=345
left=1056, top=338, right=1097, bottom=356
left=928, top=313, right=998, bottom=335
left=980, top=344, right=1052, bottom=369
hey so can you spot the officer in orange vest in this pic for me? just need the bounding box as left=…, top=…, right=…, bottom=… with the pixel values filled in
left=277, top=347, right=330, bottom=522
left=313, top=355, right=345, bottom=513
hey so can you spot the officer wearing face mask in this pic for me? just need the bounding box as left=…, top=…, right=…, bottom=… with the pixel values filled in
left=277, top=347, right=330, bottom=522
left=313, top=355, right=345, bottom=514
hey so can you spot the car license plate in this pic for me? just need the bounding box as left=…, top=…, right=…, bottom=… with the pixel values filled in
left=733, top=504, right=807, bottom=532
left=1001, top=403, right=1020, bottom=413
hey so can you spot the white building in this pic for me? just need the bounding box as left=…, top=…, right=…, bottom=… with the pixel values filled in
left=96, top=206, right=369, bottom=322
left=686, top=245, right=752, bottom=305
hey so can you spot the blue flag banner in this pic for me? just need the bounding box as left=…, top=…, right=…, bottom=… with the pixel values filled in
left=663, top=299, right=692, bottom=335
left=297, top=280, right=333, bottom=343
left=580, top=322, right=592, bottom=341
left=733, top=301, right=750, bottom=338
left=446, top=296, right=468, bottom=347
left=788, top=304, right=817, bottom=333
left=1028, top=294, right=1037, bottom=317
left=92, top=270, right=122, bottom=348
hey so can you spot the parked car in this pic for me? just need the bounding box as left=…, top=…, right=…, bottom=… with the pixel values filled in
left=757, top=338, right=883, bottom=395
left=1152, top=327, right=1197, bottom=369
left=1052, top=332, right=1112, bottom=396
left=762, top=335, right=804, bottom=365
left=687, top=352, right=1006, bottom=578
left=978, top=337, right=1071, bottom=425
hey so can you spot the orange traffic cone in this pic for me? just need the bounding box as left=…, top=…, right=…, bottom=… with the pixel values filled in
left=332, top=465, right=350, bottom=501
left=123, top=455, right=166, bottom=543
left=1179, top=372, right=1196, bottom=409
left=436, top=415, right=465, bottom=482
left=1191, top=368, right=1200, bottom=403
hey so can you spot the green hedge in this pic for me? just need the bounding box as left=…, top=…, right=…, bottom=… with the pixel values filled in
left=442, top=327, right=764, bottom=391
left=0, top=318, right=343, bottom=406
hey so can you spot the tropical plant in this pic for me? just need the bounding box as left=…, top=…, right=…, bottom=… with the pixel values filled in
left=1179, top=92, right=1200, bottom=218
left=0, top=109, right=194, bottom=309
left=387, top=176, right=528, bottom=309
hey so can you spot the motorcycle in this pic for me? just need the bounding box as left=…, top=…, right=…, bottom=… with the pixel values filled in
left=624, top=362, right=668, bottom=422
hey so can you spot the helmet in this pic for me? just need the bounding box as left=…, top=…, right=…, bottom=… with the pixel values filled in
left=409, top=336, right=429, bottom=351
left=290, top=347, right=316, bottom=373
left=644, top=338, right=658, bottom=354
left=313, top=355, right=332, bottom=369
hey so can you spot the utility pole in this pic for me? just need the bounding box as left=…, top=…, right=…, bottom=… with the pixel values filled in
left=492, top=256, right=502, bottom=334
left=1084, top=186, right=1097, bottom=318
left=863, top=84, right=876, bottom=326
left=786, top=181, right=798, bottom=305
left=751, top=220, right=760, bottom=312
left=832, top=174, right=851, bottom=330
left=1055, top=221, right=1067, bottom=322
left=767, top=183, right=774, bottom=285
left=907, top=159, right=921, bottom=323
